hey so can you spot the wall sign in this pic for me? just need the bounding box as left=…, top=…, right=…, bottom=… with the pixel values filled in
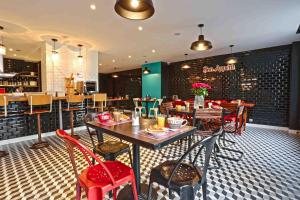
left=203, top=64, right=236, bottom=73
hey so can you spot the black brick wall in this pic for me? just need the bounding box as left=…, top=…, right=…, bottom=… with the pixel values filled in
left=168, top=45, right=291, bottom=126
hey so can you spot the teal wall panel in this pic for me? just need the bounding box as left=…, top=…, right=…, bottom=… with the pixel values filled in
left=142, top=62, right=162, bottom=98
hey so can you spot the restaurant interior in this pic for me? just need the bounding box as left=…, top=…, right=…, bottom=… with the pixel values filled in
left=0, top=0, right=300, bottom=200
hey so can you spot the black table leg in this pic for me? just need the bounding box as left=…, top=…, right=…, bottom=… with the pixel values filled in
left=132, top=144, right=141, bottom=193
left=96, top=130, right=104, bottom=143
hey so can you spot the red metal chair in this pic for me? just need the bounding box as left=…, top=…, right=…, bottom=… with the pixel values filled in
left=56, top=129, right=138, bottom=200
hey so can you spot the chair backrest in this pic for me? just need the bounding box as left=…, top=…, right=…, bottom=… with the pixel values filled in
left=56, top=129, right=116, bottom=185
left=66, top=95, right=84, bottom=109
left=220, top=102, right=238, bottom=112
left=27, top=95, right=53, bottom=114
left=0, top=95, right=8, bottom=117
left=133, top=98, right=140, bottom=107
left=93, top=93, right=107, bottom=108
left=84, top=113, right=98, bottom=149
left=152, top=98, right=163, bottom=108
left=167, top=130, right=221, bottom=186
left=66, top=95, right=85, bottom=103
left=222, top=105, right=245, bottom=134
left=160, top=101, right=173, bottom=115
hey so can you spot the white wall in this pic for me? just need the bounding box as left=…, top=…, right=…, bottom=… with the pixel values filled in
left=41, top=43, right=98, bottom=93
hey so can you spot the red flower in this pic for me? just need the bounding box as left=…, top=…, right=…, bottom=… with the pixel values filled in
left=192, top=82, right=211, bottom=90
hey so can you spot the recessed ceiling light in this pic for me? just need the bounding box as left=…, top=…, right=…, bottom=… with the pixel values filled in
left=99, top=63, right=102, bottom=66
left=90, top=4, right=96, bottom=10
left=13, top=54, right=17, bottom=56
left=112, top=59, right=116, bottom=63
left=138, top=26, right=143, bottom=31
left=152, top=49, right=156, bottom=53
left=9, top=48, right=13, bottom=51
left=128, top=55, right=132, bottom=58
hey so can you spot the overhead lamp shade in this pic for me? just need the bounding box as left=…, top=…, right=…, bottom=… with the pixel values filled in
left=181, top=64, right=191, bottom=69
left=190, top=35, right=212, bottom=51
left=143, top=67, right=151, bottom=74
left=225, top=56, right=238, bottom=64
left=78, top=55, right=83, bottom=64
left=52, top=50, right=59, bottom=61
left=114, top=0, right=155, bottom=20
left=0, top=44, right=6, bottom=55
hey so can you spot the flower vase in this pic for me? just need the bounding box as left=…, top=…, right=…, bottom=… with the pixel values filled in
left=194, top=95, right=205, bottom=109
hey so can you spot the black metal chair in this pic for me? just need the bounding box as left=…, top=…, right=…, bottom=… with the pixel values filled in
left=217, top=105, right=245, bottom=161
left=147, top=130, right=220, bottom=200
left=84, top=113, right=133, bottom=167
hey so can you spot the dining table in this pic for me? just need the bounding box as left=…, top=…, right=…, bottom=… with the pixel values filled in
left=85, top=117, right=196, bottom=199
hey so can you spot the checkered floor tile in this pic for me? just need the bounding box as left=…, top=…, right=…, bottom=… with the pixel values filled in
left=0, top=127, right=300, bottom=200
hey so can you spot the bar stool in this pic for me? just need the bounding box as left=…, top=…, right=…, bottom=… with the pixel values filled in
left=133, top=98, right=145, bottom=117
left=63, top=95, right=85, bottom=140
left=25, top=94, right=53, bottom=149
left=0, top=95, right=8, bottom=158
left=87, top=93, right=107, bottom=112
left=148, top=98, right=163, bottom=118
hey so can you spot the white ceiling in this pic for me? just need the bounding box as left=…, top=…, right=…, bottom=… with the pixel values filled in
left=0, top=0, right=299, bottom=73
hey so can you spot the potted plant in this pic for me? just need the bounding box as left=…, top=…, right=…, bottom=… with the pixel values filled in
left=191, top=82, right=211, bottom=109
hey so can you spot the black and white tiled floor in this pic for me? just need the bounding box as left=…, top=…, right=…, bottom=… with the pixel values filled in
left=0, top=127, right=300, bottom=200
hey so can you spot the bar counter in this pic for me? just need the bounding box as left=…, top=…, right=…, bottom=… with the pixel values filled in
left=0, top=95, right=129, bottom=141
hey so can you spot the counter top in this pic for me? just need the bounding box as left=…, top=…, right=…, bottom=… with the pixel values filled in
left=4, top=95, right=129, bottom=102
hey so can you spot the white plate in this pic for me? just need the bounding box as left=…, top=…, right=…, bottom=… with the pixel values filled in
left=145, top=128, right=168, bottom=137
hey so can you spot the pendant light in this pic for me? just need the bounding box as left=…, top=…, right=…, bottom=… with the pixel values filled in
left=0, top=26, right=6, bottom=55
left=51, top=38, right=59, bottom=61
left=143, top=61, right=151, bottom=74
left=181, top=54, right=191, bottom=69
left=114, top=0, right=155, bottom=20
left=190, top=24, right=212, bottom=51
left=225, top=45, right=238, bottom=64
left=77, top=44, right=83, bottom=64
left=112, top=67, right=119, bottom=78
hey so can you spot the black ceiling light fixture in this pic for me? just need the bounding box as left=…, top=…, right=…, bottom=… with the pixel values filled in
left=51, top=38, right=59, bottom=61
left=114, top=0, right=155, bottom=20
left=225, top=45, right=238, bottom=65
left=297, top=24, right=300, bottom=34
left=190, top=24, right=212, bottom=51
left=181, top=54, right=191, bottom=69
left=143, top=61, right=151, bottom=74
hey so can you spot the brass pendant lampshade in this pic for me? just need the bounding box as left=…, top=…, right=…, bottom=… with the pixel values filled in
left=114, top=0, right=155, bottom=20
left=225, top=45, right=238, bottom=64
left=190, top=24, right=212, bottom=51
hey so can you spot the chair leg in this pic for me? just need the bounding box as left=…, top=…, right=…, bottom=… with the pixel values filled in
left=147, top=180, right=153, bottom=200
left=70, top=111, right=80, bottom=140
left=131, top=173, right=139, bottom=200
left=128, top=148, right=133, bottom=168
left=76, top=182, right=81, bottom=200
left=30, top=113, right=49, bottom=149
left=202, top=181, right=207, bottom=200
left=113, top=188, right=118, bottom=200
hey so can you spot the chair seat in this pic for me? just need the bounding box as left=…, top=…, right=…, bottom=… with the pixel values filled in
left=80, top=160, right=132, bottom=189
left=95, top=141, right=130, bottom=155
left=63, top=108, right=83, bottom=112
left=224, top=114, right=236, bottom=122
left=24, top=109, right=51, bottom=115
left=154, top=160, right=201, bottom=186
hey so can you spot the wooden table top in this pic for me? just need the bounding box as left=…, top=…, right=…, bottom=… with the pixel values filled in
left=86, top=118, right=196, bottom=150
